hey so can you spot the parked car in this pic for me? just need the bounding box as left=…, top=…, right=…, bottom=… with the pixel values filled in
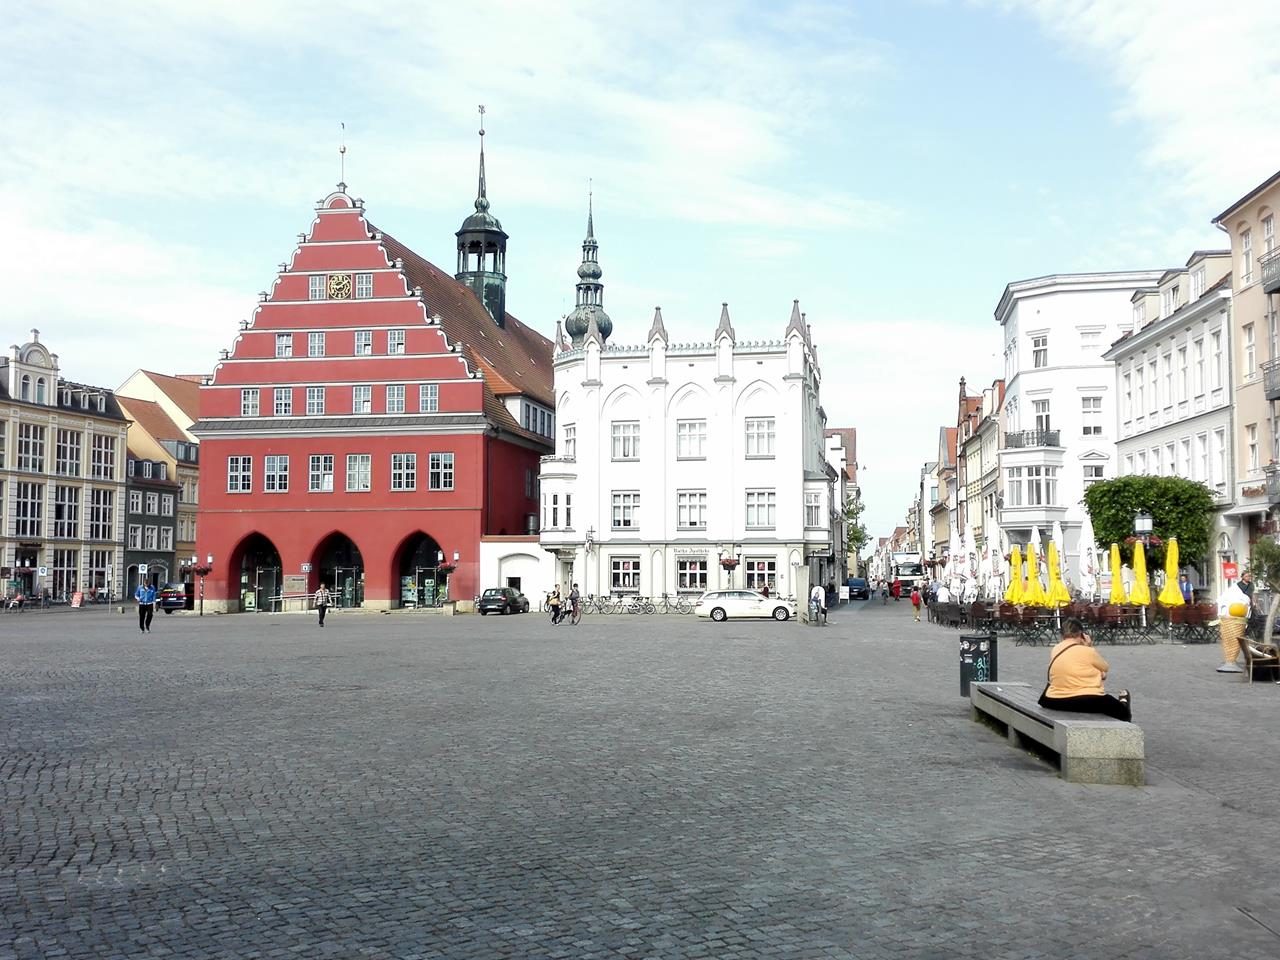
left=847, top=577, right=870, bottom=601
left=157, top=584, right=188, bottom=613
left=695, top=589, right=793, bottom=622
left=478, top=587, right=530, bottom=615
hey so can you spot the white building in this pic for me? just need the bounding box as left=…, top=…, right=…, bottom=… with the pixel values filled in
left=1102, top=252, right=1237, bottom=592
left=995, top=271, right=1165, bottom=568
left=538, top=209, right=836, bottom=602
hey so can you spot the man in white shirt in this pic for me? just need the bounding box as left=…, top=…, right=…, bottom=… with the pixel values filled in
left=809, top=583, right=826, bottom=625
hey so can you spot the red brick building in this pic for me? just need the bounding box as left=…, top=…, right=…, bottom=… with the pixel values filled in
left=194, top=163, right=554, bottom=611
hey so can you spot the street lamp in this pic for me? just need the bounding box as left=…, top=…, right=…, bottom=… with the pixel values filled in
left=1133, top=510, right=1154, bottom=544
left=192, top=556, right=212, bottom=616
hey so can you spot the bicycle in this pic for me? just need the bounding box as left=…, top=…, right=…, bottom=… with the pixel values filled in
left=656, top=593, right=692, bottom=614
left=623, top=596, right=655, bottom=615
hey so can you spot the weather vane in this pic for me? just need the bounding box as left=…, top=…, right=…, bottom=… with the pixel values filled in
left=339, top=121, right=347, bottom=184
left=478, top=104, right=485, bottom=138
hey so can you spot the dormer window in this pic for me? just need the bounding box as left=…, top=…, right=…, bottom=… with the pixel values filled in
left=20, top=374, right=30, bottom=401
left=80, top=392, right=89, bottom=409
left=35, top=378, right=46, bottom=404
left=1162, top=284, right=1180, bottom=318
left=61, top=390, right=71, bottom=405
left=97, top=396, right=106, bottom=413
left=142, top=461, right=153, bottom=478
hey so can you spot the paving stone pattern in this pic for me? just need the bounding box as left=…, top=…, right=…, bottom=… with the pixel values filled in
left=2, top=602, right=1279, bottom=958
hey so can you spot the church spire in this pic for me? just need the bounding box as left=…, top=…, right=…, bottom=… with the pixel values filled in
left=455, top=105, right=509, bottom=326
left=564, top=186, right=612, bottom=346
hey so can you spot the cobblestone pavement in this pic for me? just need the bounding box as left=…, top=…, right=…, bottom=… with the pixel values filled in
left=2, top=601, right=1279, bottom=959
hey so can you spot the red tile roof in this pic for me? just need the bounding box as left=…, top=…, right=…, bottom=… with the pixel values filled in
left=117, top=397, right=186, bottom=443
left=137, top=370, right=201, bottom=423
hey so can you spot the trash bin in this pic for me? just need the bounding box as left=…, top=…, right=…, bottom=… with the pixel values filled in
left=959, top=632, right=998, bottom=697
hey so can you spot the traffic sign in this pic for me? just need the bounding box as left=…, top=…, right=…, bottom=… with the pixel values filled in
left=37, top=566, right=47, bottom=577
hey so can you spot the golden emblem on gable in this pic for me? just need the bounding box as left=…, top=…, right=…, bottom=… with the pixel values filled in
left=327, top=273, right=353, bottom=300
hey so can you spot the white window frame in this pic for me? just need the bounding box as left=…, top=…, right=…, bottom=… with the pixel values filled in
left=804, top=491, right=822, bottom=528
left=308, top=331, right=325, bottom=357
left=420, top=383, right=439, bottom=412
left=611, top=491, right=640, bottom=530
left=1242, top=228, right=1254, bottom=284
left=391, top=453, right=417, bottom=491
left=745, top=489, right=777, bottom=528
left=308, top=275, right=325, bottom=300
left=309, top=454, right=334, bottom=493
left=353, top=385, right=372, bottom=414
left=160, top=528, right=174, bottom=552
left=744, top=418, right=776, bottom=458
left=241, top=388, right=260, bottom=417
left=611, top=421, right=640, bottom=460
left=563, top=424, right=576, bottom=459
left=387, top=329, right=406, bottom=354
left=161, top=494, right=174, bottom=516
left=1247, top=424, right=1259, bottom=472
left=1244, top=324, right=1256, bottom=378
left=1081, top=395, right=1102, bottom=436
left=346, top=454, right=372, bottom=492
left=355, top=273, right=374, bottom=299
left=145, top=491, right=159, bottom=515
left=1031, top=335, right=1048, bottom=368
left=275, top=333, right=293, bottom=358
left=386, top=384, right=405, bottom=414
left=611, top=557, right=640, bottom=593
left=676, top=419, right=706, bottom=459
left=306, top=386, right=325, bottom=416
left=274, top=387, right=292, bottom=417
left=676, top=559, right=708, bottom=594
left=128, top=523, right=143, bottom=550
left=354, top=330, right=373, bottom=356
left=129, top=490, right=143, bottom=514
left=428, top=452, right=455, bottom=491
left=264, top=454, right=289, bottom=493
left=227, top=455, right=252, bottom=493
left=676, top=490, right=707, bottom=530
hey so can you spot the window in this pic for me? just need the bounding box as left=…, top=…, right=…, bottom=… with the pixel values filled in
left=17, top=423, right=45, bottom=472
left=1033, top=399, right=1051, bottom=433
left=308, top=275, right=325, bottom=300
left=1032, top=335, right=1048, bottom=367
left=53, top=486, right=80, bottom=538
left=1244, top=324, right=1256, bottom=378
left=805, top=492, right=822, bottom=527
left=1122, top=373, right=1132, bottom=421
left=745, top=417, right=776, bottom=457
left=676, top=419, right=706, bottom=459
left=161, top=494, right=174, bottom=516
left=346, top=454, right=372, bottom=492
left=275, top=333, right=293, bottom=358
left=1073, top=396, right=1100, bottom=439
left=54, top=429, right=81, bottom=476
left=13, top=481, right=43, bottom=536
left=90, top=435, right=116, bottom=480
left=227, top=455, right=252, bottom=493
left=1177, top=346, right=1188, bottom=401
left=611, top=491, right=640, bottom=529
left=144, top=526, right=158, bottom=550
left=20, top=374, right=30, bottom=401
left=241, top=389, right=260, bottom=417
left=1193, top=339, right=1205, bottom=394
left=306, top=386, right=325, bottom=415
left=1132, top=301, right=1146, bottom=328
left=128, top=523, right=142, bottom=550
left=420, top=383, right=439, bottom=412
left=1197, top=433, right=1209, bottom=483
left=550, top=493, right=559, bottom=528
left=1180, top=437, right=1193, bottom=477
left=1211, top=332, right=1223, bottom=390
left=274, top=387, right=292, bottom=416
left=356, top=273, right=374, bottom=298
left=1123, top=455, right=1134, bottom=476
left=1214, top=429, right=1227, bottom=488
left=1147, top=360, right=1158, bottom=414
left=745, top=489, right=777, bottom=528
left=308, top=331, right=326, bottom=357
left=1151, top=446, right=1163, bottom=476
left=391, top=453, right=417, bottom=491
left=51, top=549, right=78, bottom=599
left=428, top=452, right=455, bottom=491
left=1023, top=466, right=1057, bottom=505
left=309, top=455, right=334, bottom=492
left=565, top=493, right=572, bottom=528
left=89, top=490, right=114, bottom=540
left=1135, top=367, right=1145, bottom=415
left=386, top=384, right=405, bottom=413
left=563, top=424, right=576, bottom=459
left=88, top=550, right=112, bottom=590
left=745, top=558, right=777, bottom=591
left=142, top=462, right=153, bottom=479
left=1247, top=424, right=1259, bottom=471
left=1265, top=215, right=1276, bottom=255
left=611, top=557, right=640, bottom=592
left=160, top=528, right=174, bottom=552
left=264, top=455, right=289, bottom=492
left=677, top=490, right=707, bottom=529
left=1242, top=228, right=1254, bottom=284
left=1137, top=450, right=1148, bottom=475
left=353, top=385, right=372, bottom=414
left=1162, top=353, right=1172, bottom=408
left=1191, top=267, right=1206, bottom=299
left=387, top=329, right=405, bottom=354
left=1162, top=285, right=1179, bottom=318
left=145, top=491, right=159, bottom=515
left=1083, top=464, right=1104, bottom=488
left=1165, top=442, right=1176, bottom=475
left=1005, top=467, right=1023, bottom=506
left=129, top=490, right=143, bottom=513
left=354, top=331, right=373, bottom=355
left=1271, top=310, right=1279, bottom=363
left=611, top=421, right=640, bottom=460
left=677, top=559, right=708, bottom=593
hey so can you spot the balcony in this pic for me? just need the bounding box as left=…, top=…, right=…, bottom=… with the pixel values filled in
left=1262, top=248, right=1280, bottom=295
left=1003, top=429, right=1061, bottom=449
left=1264, top=358, right=1280, bottom=401
left=1266, top=464, right=1280, bottom=502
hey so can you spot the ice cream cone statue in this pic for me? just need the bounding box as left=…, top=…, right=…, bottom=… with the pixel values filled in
left=1216, top=580, right=1251, bottom=674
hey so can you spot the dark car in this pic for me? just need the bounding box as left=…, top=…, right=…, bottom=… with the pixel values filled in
left=478, top=587, right=530, bottom=615
left=847, top=577, right=870, bottom=601
left=157, top=583, right=188, bottom=613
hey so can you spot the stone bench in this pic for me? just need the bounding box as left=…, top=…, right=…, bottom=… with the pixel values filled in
left=970, top=681, right=1144, bottom=786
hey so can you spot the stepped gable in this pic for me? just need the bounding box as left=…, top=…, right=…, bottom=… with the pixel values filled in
left=379, top=231, right=553, bottom=409
left=117, top=397, right=186, bottom=441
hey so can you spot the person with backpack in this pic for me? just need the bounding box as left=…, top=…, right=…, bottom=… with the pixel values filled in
left=910, top=586, right=922, bottom=622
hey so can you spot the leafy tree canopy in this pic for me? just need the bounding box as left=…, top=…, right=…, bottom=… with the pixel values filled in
left=1081, top=475, right=1215, bottom=569
left=845, top=495, right=869, bottom=557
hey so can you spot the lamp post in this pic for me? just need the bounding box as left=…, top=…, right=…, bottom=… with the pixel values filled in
left=719, top=545, right=740, bottom=587
left=1133, top=510, right=1154, bottom=545
left=585, top=526, right=595, bottom=598
left=192, top=557, right=212, bottom=616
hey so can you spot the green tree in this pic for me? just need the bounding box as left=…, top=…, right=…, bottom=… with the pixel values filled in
left=1247, top=537, right=1280, bottom=648
left=845, top=495, right=869, bottom=558
left=1081, top=475, right=1215, bottom=570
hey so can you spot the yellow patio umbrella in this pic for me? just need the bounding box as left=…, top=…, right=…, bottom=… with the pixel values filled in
left=1024, top=543, right=1048, bottom=607
left=1130, top=539, right=1151, bottom=606
left=1108, top=543, right=1126, bottom=603
left=1157, top=537, right=1184, bottom=606
left=1004, top=545, right=1023, bottom=604
left=1046, top=541, right=1072, bottom=607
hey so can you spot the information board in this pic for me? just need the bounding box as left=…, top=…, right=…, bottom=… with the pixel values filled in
left=959, top=633, right=998, bottom=697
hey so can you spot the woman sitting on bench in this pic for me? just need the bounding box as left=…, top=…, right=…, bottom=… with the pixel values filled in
left=1038, top=618, right=1132, bottom=722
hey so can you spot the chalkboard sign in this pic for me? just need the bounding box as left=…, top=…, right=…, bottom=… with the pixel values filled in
left=959, top=632, right=998, bottom=697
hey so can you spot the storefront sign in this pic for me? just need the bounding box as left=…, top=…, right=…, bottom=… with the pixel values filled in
left=1222, top=561, right=1239, bottom=581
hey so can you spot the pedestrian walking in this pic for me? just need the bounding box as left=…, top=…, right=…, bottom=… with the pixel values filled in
left=314, top=583, right=331, bottom=627
left=910, top=586, right=922, bottom=622
left=568, top=583, right=581, bottom=625
left=809, top=582, right=826, bottom=626
left=135, top=579, right=156, bottom=632
left=548, top=584, right=563, bottom=624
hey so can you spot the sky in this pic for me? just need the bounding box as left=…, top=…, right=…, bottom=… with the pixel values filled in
left=4, top=0, right=1280, bottom=542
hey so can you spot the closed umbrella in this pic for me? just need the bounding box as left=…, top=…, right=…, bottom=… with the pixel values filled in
left=1130, top=540, right=1151, bottom=606
left=1052, top=519, right=1068, bottom=585
left=1024, top=542, right=1048, bottom=607
left=1078, top=511, right=1098, bottom=601
left=1109, top=543, right=1126, bottom=604
left=1157, top=537, right=1184, bottom=607
left=1046, top=541, right=1072, bottom=607
left=1004, top=545, right=1023, bottom=604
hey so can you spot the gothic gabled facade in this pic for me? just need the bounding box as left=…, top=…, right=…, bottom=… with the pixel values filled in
left=193, top=160, right=553, bottom=611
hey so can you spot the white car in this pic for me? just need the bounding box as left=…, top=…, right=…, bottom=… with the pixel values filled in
left=695, top=589, right=794, bottom=622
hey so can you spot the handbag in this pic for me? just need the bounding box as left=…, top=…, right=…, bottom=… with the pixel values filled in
left=1040, top=642, right=1083, bottom=700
